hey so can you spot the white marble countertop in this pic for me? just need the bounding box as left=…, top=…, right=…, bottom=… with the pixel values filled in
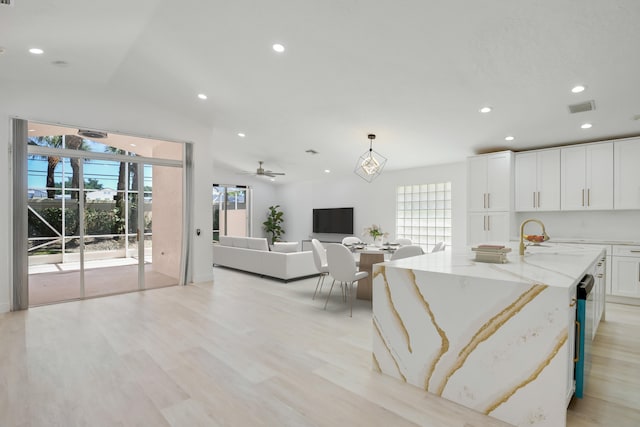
left=381, top=243, right=605, bottom=289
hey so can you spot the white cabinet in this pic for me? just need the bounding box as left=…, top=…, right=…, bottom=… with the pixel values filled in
left=614, top=138, right=640, bottom=209
left=611, top=245, right=640, bottom=297
left=591, top=254, right=606, bottom=338
left=467, top=212, right=510, bottom=245
left=468, top=151, right=513, bottom=212
left=561, top=143, right=613, bottom=210
left=515, top=149, right=561, bottom=211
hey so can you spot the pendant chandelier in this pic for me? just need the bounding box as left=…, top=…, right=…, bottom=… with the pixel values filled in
left=354, top=133, right=387, bottom=182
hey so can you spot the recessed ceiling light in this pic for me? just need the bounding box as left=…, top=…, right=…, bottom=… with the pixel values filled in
left=272, top=43, right=285, bottom=53
left=479, top=106, right=492, bottom=113
left=29, top=48, right=44, bottom=55
left=581, top=123, right=592, bottom=129
left=505, top=136, right=515, bottom=141
left=130, top=144, right=136, bottom=147
left=197, top=93, right=207, bottom=100
left=572, top=85, right=586, bottom=93
left=237, top=132, right=246, bottom=138
left=324, top=169, right=331, bottom=173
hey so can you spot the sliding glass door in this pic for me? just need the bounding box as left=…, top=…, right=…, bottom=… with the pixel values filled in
left=24, top=123, right=185, bottom=306
left=213, top=185, right=250, bottom=241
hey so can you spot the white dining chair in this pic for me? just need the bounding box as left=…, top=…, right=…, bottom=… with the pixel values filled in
left=341, top=236, right=361, bottom=246
left=311, top=239, right=329, bottom=299
left=325, top=244, right=368, bottom=317
left=391, top=245, right=424, bottom=260
left=394, top=238, right=412, bottom=246
left=431, top=241, right=446, bottom=252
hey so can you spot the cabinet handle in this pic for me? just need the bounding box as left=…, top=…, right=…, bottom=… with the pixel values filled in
left=537, top=192, right=540, bottom=208
left=533, top=192, right=536, bottom=208
left=570, top=297, right=577, bottom=307
left=630, top=250, right=640, bottom=253
left=587, top=189, right=591, bottom=206
left=638, top=263, right=640, bottom=282
left=582, top=189, right=585, bottom=206
left=487, top=215, right=491, bottom=231
left=487, top=193, right=490, bottom=209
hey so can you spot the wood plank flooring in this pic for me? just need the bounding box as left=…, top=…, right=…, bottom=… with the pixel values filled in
left=0, top=266, right=638, bottom=426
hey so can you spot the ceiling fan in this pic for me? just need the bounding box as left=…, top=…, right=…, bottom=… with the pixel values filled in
left=242, top=161, right=286, bottom=178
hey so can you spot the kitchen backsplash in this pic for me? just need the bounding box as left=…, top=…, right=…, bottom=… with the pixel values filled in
left=514, top=211, right=640, bottom=242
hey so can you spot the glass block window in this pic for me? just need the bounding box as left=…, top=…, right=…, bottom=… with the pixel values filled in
left=396, top=182, right=452, bottom=252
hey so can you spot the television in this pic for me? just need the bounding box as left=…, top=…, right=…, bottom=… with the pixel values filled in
left=313, top=207, right=354, bottom=234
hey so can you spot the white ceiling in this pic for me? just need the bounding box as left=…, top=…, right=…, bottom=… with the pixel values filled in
left=2, top=0, right=640, bottom=183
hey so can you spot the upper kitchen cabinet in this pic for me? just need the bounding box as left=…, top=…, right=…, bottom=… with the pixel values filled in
left=560, top=142, right=613, bottom=210
left=467, top=151, right=513, bottom=212
left=614, top=138, right=640, bottom=210
left=515, top=149, right=561, bottom=211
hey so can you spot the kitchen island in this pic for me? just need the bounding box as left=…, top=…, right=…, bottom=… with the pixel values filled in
left=372, top=244, right=606, bottom=427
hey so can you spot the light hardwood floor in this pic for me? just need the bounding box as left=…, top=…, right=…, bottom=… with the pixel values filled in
left=1, top=267, right=638, bottom=426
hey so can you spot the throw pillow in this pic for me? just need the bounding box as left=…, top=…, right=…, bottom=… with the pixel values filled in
left=272, top=242, right=298, bottom=253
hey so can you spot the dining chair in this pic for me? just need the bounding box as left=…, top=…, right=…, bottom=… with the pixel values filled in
left=391, top=245, right=424, bottom=260
left=311, top=239, right=329, bottom=299
left=431, top=241, right=446, bottom=252
left=394, top=238, right=412, bottom=246
left=325, top=243, right=368, bottom=317
left=341, top=236, right=361, bottom=245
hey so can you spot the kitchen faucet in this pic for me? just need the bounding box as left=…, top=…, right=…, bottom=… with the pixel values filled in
left=519, top=218, right=550, bottom=256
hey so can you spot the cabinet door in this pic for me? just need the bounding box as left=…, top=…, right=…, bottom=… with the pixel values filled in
left=586, top=143, right=613, bottom=210
left=467, top=212, right=487, bottom=245
left=468, top=156, right=488, bottom=212
left=537, top=149, right=561, bottom=211
left=614, top=138, right=640, bottom=209
left=561, top=146, right=587, bottom=210
left=515, top=152, right=537, bottom=211
left=486, top=152, right=511, bottom=211
left=486, top=212, right=510, bottom=243
left=611, top=257, right=640, bottom=297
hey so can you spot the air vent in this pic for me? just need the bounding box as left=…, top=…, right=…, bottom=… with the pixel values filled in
left=78, top=129, right=108, bottom=139
left=568, top=100, right=595, bottom=114
left=305, top=149, right=319, bottom=154
left=1, top=0, right=13, bottom=6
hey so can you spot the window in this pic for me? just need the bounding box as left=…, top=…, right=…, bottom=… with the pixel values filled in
left=396, top=182, right=452, bottom=252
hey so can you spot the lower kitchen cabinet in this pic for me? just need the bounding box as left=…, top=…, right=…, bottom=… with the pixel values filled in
left=611, top=246, right=640, bottom=298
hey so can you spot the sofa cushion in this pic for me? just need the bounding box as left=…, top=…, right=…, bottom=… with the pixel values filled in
left=231, top=237, right=248, bottom=248
left=272, top=242, right=299, bottom=253
left=219, top=236, right=234, bottom=247
left=247, top=237, right=269, bottom=251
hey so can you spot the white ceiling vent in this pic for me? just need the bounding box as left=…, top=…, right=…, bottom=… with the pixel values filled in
left=1, top=0, right=14, bottom=6
left=568, top=100, right=595, bottom=114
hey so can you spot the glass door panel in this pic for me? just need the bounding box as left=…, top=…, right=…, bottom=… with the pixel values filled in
left=27, top=156, right=81, bottom=305
left=144, top=164, right=181, bottom=290
left=83, top=159, right=139, bottom=297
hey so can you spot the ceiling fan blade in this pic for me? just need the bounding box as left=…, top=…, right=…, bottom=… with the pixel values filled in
left=265, top=171, right=285, bottom=175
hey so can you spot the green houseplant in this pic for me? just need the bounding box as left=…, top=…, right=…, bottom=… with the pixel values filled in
left=263, top=205, right=285, bottom=244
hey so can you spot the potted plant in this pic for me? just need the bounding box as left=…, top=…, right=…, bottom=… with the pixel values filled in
left=363, top=224, right=389, bottom=246
left=263, top=205, right=285, bottom=245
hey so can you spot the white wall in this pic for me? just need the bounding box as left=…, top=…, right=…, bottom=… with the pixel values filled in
left=276, top=162, right=468, bottom=249
left=0, top=82, right=216, bottom=312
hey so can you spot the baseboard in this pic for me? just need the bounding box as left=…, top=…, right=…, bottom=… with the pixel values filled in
left=0, top=302, right=10, bottom=314
left=607, top=295, right=640, bottom=307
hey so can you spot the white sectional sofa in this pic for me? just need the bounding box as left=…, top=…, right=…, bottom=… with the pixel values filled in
left=213, top=236, right=318, bottom=281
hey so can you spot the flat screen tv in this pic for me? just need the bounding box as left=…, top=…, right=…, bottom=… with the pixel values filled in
left=313, top=207, right=354, bottom=234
